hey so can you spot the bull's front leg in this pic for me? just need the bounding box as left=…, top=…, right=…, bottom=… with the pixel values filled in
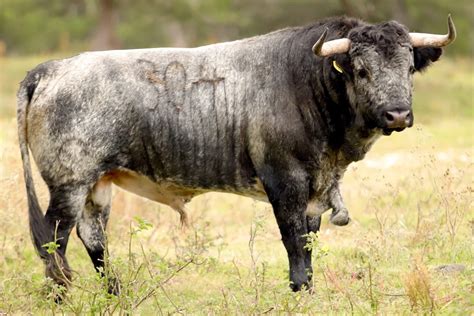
left=329, top=184, right=350, bottom=226
left=260, top=167, right=311, bottom=291
left=305, top=215, right=322, bottom=276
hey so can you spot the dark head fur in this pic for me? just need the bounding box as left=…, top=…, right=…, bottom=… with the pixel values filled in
left=284, top=17, right=442, bottom=158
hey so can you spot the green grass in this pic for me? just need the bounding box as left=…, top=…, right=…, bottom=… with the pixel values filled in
left=0, top=56, right=472, bottom=314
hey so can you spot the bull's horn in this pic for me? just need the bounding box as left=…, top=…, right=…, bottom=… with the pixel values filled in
left=409, top=15, right=456, bottom=47
left=312, top=28, right=351, bottom=56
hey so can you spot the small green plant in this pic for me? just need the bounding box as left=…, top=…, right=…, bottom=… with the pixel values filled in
left=132, top=216, right=153, bottom=234
left=41, top=241, right=60, bottom=254
left=248, top=213, right=266, bottom=305
left=304, top=231, right=330, bottom=262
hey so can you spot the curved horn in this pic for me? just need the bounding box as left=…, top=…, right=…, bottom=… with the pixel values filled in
left=312, top=28, right=351, bottom=56
left=410, top=14, right=456, bottom=47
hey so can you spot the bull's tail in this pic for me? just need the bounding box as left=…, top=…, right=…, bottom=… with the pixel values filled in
left=17, top=73, right=51, bottom=261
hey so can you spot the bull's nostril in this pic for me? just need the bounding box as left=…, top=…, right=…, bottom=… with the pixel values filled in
left=384, top=109, right=412, bottom=130
left=385, top=112, right=394, bottom=122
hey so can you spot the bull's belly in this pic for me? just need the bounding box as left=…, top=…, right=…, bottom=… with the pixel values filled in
left=103, top=168, right=326, bottom=219
left=106, top=169, right=199, bottom=210
left=105, top=168, right=268, bottom=208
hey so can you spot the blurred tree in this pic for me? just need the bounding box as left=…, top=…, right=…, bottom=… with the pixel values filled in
left=0, top=0, right=93, bottom=54
left=0, top=0, right=471, bottom=55
left=91, top=0, right=120, bottom=50
left=392, top=0, right=409, bottom=25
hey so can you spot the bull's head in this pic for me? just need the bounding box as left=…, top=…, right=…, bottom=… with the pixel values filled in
left=313, top=15, right=456, bottom=135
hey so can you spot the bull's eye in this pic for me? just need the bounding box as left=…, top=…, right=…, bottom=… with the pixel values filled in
left=409, top=66, right=415, bottom=74
left=357, top=69, right=368, bottom=79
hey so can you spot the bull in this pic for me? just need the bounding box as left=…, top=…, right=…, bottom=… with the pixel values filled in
left=17, top=15, right=456, bottom=294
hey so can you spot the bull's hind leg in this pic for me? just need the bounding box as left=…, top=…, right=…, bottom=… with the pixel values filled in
left=76, top=178, right=111, bottom=272
left=76, top=177, right=119, bottom=294
left=44, top=185, right=88, bottom=289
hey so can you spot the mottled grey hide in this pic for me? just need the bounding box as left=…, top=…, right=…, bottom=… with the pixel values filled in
left=18, top=16, right=445, bottom=293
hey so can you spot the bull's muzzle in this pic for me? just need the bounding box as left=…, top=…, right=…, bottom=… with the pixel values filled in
left=383, top=109, right=413, bottom=135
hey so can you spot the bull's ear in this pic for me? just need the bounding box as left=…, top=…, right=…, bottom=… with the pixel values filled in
left=333, top=54, right=353, bottom=77
left=413, top=47, right=443, bottom=72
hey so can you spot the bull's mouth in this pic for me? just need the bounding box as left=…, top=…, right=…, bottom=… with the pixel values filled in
left=382, top=127, right=406, bottom=136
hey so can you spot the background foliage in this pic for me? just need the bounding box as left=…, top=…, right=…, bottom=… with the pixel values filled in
left=0, top=0, right=472, bottom=55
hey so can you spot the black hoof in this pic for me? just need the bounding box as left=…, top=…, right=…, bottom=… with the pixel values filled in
left=290, top=281, right=311, bottom=292
left=44, top=283, right=68, bottom=304
left=106, top=277, right=121, bottom=296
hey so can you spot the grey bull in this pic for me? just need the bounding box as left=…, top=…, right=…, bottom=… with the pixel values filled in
left=17, top=15, right=455, bottom=294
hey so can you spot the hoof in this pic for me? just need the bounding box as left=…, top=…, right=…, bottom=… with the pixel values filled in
left=106, top=277, right=121, bottom=296
left=48, top=284, right=68, bottom=304
left=330, top=210, right=351, bottom=226
left=290, top=279, right=312, bottom=292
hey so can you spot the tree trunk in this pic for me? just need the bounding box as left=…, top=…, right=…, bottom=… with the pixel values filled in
left=91, top=0, right=120, bottom=51
left=392, top=0, right=410, bottom=25
left=340, top=0, right=358, bottom=17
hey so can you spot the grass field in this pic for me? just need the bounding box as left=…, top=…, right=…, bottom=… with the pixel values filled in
left=0, top=55, right=472, bottom=314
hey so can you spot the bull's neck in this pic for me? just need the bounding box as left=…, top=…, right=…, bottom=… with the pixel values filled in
left=292, top=57, right=377, bottom=165
left=277, top=21, right=380, bottom=165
